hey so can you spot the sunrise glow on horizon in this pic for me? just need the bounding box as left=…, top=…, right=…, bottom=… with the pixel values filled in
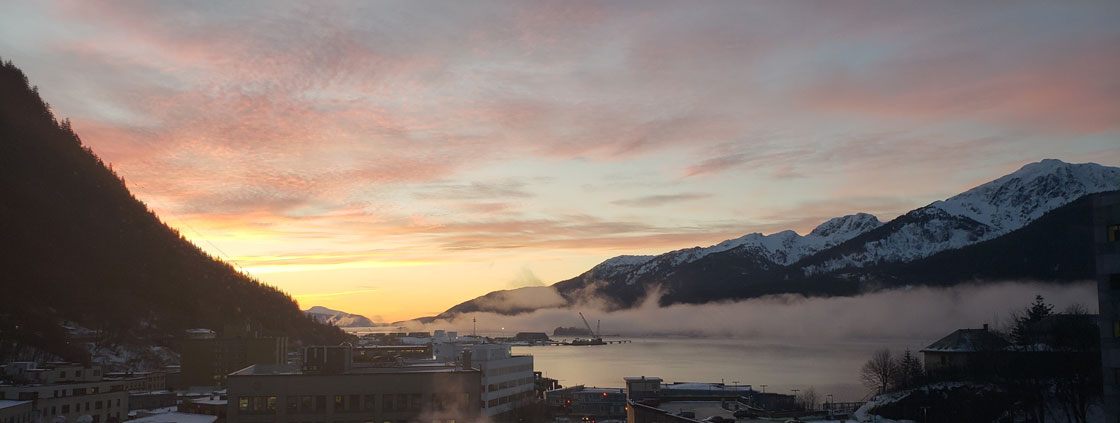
left=3, top=1, right=1118, bottom=322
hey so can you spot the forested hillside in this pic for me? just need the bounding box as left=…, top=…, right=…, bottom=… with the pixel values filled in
left=0, top=60, right=351, bottom=363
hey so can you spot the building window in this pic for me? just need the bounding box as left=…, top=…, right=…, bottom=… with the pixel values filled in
left=1108, top=224, right=1120, bottom=242
left=334, top=395, right=344, bottom=412
left=287, top=396, right=298, bottom=414
left=316, top=395, right=326, bottom=412
left=267, top=396, right=277, bottom=412
left=301, top=395, right=313, bottom=412
left=239, top=397, right=249, bottom=412
left=363, top=395, right=376, bottom=411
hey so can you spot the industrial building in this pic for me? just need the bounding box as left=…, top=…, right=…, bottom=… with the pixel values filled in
left=0, top=362, right=130, bottom=423
left=433, top=343, right=535, bottom=419
left=225, top=346, right=481, bottom=423
left=180, top=327, right=287, bottom=389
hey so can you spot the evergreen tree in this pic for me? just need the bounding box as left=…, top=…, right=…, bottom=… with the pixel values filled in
left=893, top=348, right=924, bottom=390
left=1011, top=294, right=1053, bottom=345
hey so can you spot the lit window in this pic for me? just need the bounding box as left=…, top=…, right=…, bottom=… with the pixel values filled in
left=1108, top=224, right=1120, bottom=242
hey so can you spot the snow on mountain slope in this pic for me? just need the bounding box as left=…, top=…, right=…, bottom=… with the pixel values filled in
left=806, top=159, right=1118, bottom=273
left=591, top=213, right=883, bottom=285
left=304, top=306, right=378, bottom=327
left=931, top=159, right=1119, bottom=235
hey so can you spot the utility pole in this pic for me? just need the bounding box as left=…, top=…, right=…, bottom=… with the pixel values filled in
left=472, top=317, right=477, bottom=337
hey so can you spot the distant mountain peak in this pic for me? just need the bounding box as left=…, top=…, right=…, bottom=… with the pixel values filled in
left=303, top=306, right=378, bottom=327
left=809, top=213, right=882, bottom=238
left=931, top=159, right=1119, bottom=234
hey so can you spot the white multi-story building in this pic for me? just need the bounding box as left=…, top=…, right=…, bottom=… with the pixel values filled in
left=434, top=343, right=535, bottom=418
left=0, top=362, right=129, bottom=423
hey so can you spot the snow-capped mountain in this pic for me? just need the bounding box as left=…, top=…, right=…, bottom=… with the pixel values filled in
left=805, top=160, right=1118, bottom=273
left=304, top=306, right=379, bottom=327
left=604, top=213, right=883, bottom=286
left=931, top=159, right=1118, bottom=235
left=440, top=159, right=1118, bottom=316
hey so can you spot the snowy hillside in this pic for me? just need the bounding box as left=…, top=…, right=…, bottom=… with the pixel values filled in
left=595, top=212, right=882, bottom=285
left=931, top=159, right=1119, bottom=235
left=304, top=306, right=378, bottom=327
left=806, top=159, right=1118, bottom=273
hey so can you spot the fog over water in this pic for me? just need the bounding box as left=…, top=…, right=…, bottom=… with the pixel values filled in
left=428, top=281, right=1097, bottom=340
left=360, top=281, right=1098, bottom=402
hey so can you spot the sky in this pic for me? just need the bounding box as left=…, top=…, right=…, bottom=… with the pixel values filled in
left=2, top=1, right=1118, bottom=322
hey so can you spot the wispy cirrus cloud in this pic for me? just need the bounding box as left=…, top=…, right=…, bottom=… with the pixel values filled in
left=611, top=193, right=713, bottom=208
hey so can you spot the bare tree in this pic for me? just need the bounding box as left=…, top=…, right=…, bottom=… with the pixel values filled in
left=798, top=387, right=819, bottom=411
left=861, top=348, right=897, bottom=396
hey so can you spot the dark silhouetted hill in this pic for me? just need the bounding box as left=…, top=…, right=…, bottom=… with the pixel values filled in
left=0, top=60, right=351, bottom=363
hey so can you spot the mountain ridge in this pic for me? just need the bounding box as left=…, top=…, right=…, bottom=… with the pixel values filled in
left=304, top=306, right=379, bottom=327
left=439, top=159, right=1118, bottom=318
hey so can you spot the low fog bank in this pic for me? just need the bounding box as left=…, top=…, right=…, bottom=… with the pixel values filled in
left=424, top=281, right=1097, bottom=342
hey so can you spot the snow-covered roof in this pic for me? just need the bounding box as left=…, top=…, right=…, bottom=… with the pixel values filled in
left=664, top=382, right=752, bottom=391
left=921, top=328, right=1009, bottom=353
left=0, top=400, right=32, bottom=410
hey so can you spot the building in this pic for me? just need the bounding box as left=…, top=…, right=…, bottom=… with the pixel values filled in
left=433, top=343, right=535, bottom=419
left=545, top=385, right=626, bottom=420
left=182, top=395, right=227, bottom=422
left=1095, top=191, right=1120, bottom=423
left=628, top=399, right=741, bottom=423
left=103, top=371, right=167, bottom=392
left=624, top=376, right=791, bottom=423
left=0, top=362, right=129, bottom=423
left=919, top=325, right=1010, bottom=376
left=127, top=412, right=217, bottom=423
left=180, top=328, right=287, bottom=388
left=225, top=346, right=481, bottom=423
left=353, top=345, right=433, bottom=363
left=0, top=400, right=33, bottom=423
left=126, top=391, right=176, bottom=412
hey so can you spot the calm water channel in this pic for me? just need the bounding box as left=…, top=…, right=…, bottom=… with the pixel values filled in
left=513, top=336, right=926, bottom=402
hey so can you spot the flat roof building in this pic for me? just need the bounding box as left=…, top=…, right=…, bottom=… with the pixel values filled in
left=0, top=362, right=129, bottom=423
left=225, top=360, right=481, bottom=423
left=0, top=400, right=33, bottom=423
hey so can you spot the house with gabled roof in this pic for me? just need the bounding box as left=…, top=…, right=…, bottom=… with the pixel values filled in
left=920, top=324, right=1010, bottom=375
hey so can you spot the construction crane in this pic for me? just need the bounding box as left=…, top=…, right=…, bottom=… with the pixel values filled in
left=574, top=312, right=605, bottom=345
left=579, top=312, right=596, bottom=337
